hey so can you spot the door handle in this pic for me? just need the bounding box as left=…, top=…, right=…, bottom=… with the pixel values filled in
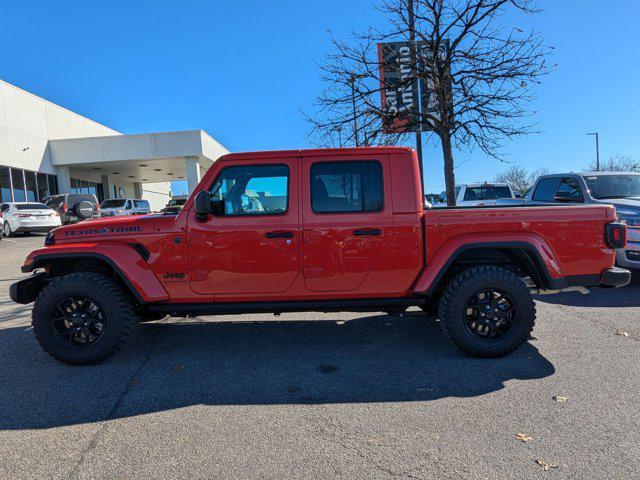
left=353, top=228, right=382, bottom=236
left=265, top=231, right=294, bottom=239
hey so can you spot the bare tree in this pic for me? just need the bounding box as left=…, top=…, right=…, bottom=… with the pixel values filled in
left=494, top=164, right=550, bottom=194
left=306, top=0, right=553, bottom=205
left=585, top=154, right=640, bottom=173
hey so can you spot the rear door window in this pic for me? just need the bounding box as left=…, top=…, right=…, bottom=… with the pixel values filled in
left=556, top=177, right=584, bottom=202
left=532, top=178, right=561, bottom=202
left=45, top=196, right=64, bottom=208
left=310, top=161, right=383, bottom=213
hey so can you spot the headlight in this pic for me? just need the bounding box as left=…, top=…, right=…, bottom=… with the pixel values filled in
left=44, top=231, right=55, bottom=246
left=115, top=209, right=123, bottom=214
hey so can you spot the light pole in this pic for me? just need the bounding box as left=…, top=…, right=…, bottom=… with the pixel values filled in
left=334, top=125, right=343, bottom=147
left=348, top=73, right=367, bottom=147
left=587, top=132, right=600, bottom=171
left=407, top=0, right=424, bottom=196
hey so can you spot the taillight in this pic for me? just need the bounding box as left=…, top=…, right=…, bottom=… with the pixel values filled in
left=605, top=222, right=627, bottom=249
left=62, top=203, right=68, bottom=213
left=96, top=203, right=101, bottom=213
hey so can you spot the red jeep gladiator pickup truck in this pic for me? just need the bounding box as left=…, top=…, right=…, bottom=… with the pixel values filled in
left=10, top=147, right=630, bottom=364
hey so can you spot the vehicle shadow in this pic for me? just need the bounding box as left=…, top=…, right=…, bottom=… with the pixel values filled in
left=535, top=272, right=640, bottom=308
left=0, top=313, right=554, bottom=431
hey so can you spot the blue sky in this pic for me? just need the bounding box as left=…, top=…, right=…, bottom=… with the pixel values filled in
left=1, top=0, right=638, bottom=194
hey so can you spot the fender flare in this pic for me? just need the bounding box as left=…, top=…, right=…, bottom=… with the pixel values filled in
left=22, top=244, right=170, bottom=304
left=413, top=234, right=564, bottom=295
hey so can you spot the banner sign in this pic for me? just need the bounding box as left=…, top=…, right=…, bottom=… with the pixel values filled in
left=378, top=40, right=450, bottom=133
left=377, top=42, right=420, bottom=133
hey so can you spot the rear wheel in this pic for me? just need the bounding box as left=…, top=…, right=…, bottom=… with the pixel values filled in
left=3, top=221, right=12, bottom=237
left=32, top=272, right=137, bottom=365
left=438, top=266, right=535, bottom=358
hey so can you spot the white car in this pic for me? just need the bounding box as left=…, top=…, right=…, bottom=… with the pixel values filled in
left=100, top=198, right=151, bottom=217
left=1, top=202, right=62, bottom=237
left=436, top=183, right=516, bottom=207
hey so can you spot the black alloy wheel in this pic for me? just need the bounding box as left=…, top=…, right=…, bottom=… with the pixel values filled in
left=51, top=296, right=106, bottom=347
left=464, top=288, right=516, bottom=340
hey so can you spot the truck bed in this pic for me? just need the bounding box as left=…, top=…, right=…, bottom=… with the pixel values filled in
left=419, top=204, right=618, bottom=289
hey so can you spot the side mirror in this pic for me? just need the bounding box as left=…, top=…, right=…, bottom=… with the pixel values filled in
left=194, top=191, right=212, bottom=221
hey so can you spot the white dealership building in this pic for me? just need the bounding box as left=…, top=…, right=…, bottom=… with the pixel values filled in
left=0, top=79, right=228, bottom=210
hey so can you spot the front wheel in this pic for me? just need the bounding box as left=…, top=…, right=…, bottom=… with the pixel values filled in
left=438, top=266, right=536, bottom=358
left=32, top=272, right=137, bottom=365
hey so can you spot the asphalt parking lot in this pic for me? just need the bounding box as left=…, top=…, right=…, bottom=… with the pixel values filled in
left=0, top=235, right=638, bottom=479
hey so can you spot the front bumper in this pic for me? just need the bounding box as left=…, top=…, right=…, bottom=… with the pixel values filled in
left=600, top=266, right=632, bottom=288
left=12, top=217, right=61, bottom=233
left=13, top=225, right=58, bottom=233
left=9, top=273, right=49, bottom=304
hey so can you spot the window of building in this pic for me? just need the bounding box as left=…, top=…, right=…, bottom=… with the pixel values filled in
left=209, top=164, right=289, bottom=216
left=115, top=186, right=126, bottom=198
left=310, top=161, right=383, bottom=213
left=0, top=166, right=11, bottom=202
left=11, top=168, right=25, bottom=202
left=47, top=175, right=58, bottom=196
left=25, top=170, right=37, bottom=202
left=70, top=178, right=80, bottom=194
left=70, top=178, right=100, bottom=198
left=37, top=173, right=48, bottom=201
left=532, top=177, right=561, bottom=202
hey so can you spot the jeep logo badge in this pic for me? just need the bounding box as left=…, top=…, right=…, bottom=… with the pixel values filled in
left=163, top=272, right=186, bottom=280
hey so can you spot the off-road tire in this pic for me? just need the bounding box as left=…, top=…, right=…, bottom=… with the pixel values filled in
left=438, top=266, right=536, bottom=358
left=32, top=272, right=137, bottom=365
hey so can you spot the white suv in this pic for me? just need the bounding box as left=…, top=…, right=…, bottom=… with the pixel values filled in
left=1, top=202, right=62, bottom=237
left=100, top=198, right=151, bottom=217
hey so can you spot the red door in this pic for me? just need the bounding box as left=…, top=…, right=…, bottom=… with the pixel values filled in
left=301, top=154, right=394, bottom=292
left=188, top=159, right=300, bottom=295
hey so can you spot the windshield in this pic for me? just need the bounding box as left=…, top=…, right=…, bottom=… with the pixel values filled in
left=463, top=185, right=512, bottom=201
left=168, top=199, right=187, bottom=206
left=583, top=174, right=640, bottom=199
left=101, top=199, right=126, bottom=208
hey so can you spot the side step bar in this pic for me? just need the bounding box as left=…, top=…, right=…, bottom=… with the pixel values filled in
left=148, top=298, right=425, bottom=316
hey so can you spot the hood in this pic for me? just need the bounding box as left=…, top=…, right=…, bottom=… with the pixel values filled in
left=53, top=214, right=160, bottom=243
left=594, top=197, right=640, bottom=209
left=593, top=197, right=640, bottom=214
